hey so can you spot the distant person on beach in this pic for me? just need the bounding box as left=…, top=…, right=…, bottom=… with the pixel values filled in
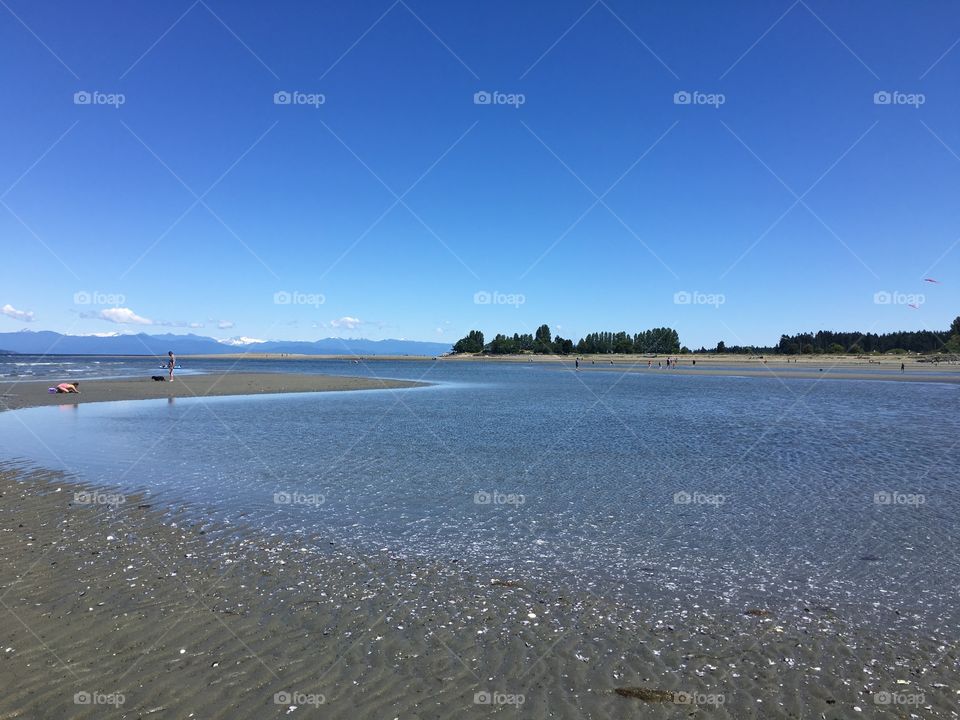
left=55, top=382, right=79, bottom=393
left=692, top=359, right=696, bottom=366
left=167, top=351, right=176, bottom=382
left=901, top=362, right=905, bottom=373
left=575, top=358, right=579, bottom=370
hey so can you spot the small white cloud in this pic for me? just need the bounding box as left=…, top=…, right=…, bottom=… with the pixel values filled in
left=331, top=316, right=362, bottom=329
left=189, top=322, right=204, bottom=328
left=99, top=307, right=152, bottom=325
left=435, top=327, right=445, bottom=335
left=217, top=320, right=234, bottom=329
left=1, top=304, right=35, bottom=322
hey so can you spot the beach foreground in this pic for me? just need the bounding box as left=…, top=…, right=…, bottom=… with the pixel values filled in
left=0, top=465, right=955, bottom=719
left=0, top=373, right=425, bottom=412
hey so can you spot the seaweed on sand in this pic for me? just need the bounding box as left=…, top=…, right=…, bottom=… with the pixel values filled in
left=614, top=687, right=674, bottom=702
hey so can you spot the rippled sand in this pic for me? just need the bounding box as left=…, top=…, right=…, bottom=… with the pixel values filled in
left=0, top=465, right=956, bottom=719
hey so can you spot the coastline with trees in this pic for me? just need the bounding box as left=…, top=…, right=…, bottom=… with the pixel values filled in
left=452, top=317, right=960, bottom=357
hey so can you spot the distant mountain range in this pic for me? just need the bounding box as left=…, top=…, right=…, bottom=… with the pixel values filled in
left=0, top=331, right=452, bottom=357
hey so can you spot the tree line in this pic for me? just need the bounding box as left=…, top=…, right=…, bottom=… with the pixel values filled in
left=713, top=316, right=960, bottom=355
left=453, top=325, right=681, bottom=355
left=452, top=317, right=960, bottom=356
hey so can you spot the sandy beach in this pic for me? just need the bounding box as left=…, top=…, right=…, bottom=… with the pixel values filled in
left=0, top=373, right=425, bottom=412
left=2, top=465, right=956, bottom=718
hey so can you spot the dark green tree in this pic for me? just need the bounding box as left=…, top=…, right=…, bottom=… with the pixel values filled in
left=453, top=330, right=484, bottom=353
left=534, top=324, right=552, bottom=353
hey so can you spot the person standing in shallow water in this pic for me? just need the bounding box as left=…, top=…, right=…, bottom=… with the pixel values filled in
left=168, top=351, right=176, bottom=382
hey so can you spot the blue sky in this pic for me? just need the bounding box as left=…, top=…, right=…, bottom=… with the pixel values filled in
left=1, top=0, right=958, bottom=349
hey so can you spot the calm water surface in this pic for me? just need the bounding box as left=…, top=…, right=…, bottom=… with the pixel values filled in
left=2, top=360, right=958, bottom=635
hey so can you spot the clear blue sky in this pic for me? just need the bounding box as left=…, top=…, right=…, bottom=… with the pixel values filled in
left=2, top=0, right=958, bottom=349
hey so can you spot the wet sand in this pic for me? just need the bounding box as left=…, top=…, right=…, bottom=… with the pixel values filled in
left=179, top=353, right=960, bottom=384
left=453, top=355, right=960, bottom=383
left=0, top=464, right=956, bottom=719
left=0, top=373, right=425, bottom=412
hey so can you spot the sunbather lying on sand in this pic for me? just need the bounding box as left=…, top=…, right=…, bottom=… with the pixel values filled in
left=54, top=382, right=80, bottom=393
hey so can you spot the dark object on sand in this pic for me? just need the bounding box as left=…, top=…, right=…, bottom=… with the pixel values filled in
left=745, top=608, right=772, bottom=617
left=614, top=687, right=674, bottom=702
left=151, top=376, right=166, bottom=382
left=490, top=579, right=522, bottom=588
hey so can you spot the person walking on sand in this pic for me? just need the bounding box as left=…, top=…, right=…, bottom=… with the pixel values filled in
left=167, top=351, right=176, bottom=382
left=901, top=362, right=905, bottom=373
left=575, top=358, right=579, bottom=370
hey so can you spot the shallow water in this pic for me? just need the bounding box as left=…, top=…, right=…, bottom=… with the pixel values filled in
left=1, top=361, right=958, bottom=637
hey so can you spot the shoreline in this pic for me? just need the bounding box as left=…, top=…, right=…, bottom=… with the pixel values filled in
left=0, top=372, right=426, bottom=412
left=1, top=464, right=956, bottom=718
